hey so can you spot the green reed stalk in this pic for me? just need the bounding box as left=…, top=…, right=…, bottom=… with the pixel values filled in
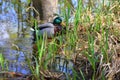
left=34, top=20, right=45, bottom=65
left=87, top=32, right=96, bottom=80
left=80, top=69, right=85, bottom=80
left=0, top=54, right=5, bottom=70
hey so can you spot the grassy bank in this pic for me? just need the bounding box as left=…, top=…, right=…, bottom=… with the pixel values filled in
left=30, top=0, right=120, bottom=80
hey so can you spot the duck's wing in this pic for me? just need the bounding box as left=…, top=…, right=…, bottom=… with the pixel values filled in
left=36, top=23, right=55, bottom=38
left=38, top=23, right=54, bottom=30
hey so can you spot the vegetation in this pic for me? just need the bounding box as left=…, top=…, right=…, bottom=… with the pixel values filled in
left=0, top=0, right=120, bottom=80
left=30, top=0, right=120, bottom=80
left=0, top=54, right=5, bottom=70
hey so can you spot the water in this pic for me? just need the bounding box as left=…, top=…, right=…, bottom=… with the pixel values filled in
left=2, top=38, right=32, bottom=74
left=51, top=56, right=73, bottom=75
left=0, top=38, right=33, bottom=75
left=0, top=0, right=32, bottom=75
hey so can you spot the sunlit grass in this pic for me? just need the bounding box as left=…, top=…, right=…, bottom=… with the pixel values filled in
left=0, top=53, right=9, bottom=71
left=28, top=0, right=120, bottom=80
left=0, top=53, right=5, bottom=70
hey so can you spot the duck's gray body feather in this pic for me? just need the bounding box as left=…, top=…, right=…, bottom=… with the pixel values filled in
left=37, top=23, right=55, bottom=38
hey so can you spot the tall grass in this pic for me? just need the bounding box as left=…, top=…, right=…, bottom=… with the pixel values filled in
left=29, top=0, right=120, bottom=79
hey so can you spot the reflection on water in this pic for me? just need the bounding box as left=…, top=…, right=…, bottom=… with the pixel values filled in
left=51, top=56, right=73, bottom=75
left=0, top=37, right=33, bottom=74
left=0, top=0, right=17, bottom=23
left=0, top=6, right=32, bottom=74
left=0, top=0, right=32, bottom=75
left=0, top=38, right=33, bottom=74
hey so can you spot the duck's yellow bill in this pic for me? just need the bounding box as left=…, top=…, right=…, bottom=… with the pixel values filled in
left=61, top=22, right=66, bottom=27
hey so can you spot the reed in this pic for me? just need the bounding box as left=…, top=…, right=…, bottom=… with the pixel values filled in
left=29, top=0, right=120, bottom=79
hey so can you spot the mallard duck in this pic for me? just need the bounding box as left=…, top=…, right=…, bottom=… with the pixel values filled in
left=31, top=17, right=66, bottom=41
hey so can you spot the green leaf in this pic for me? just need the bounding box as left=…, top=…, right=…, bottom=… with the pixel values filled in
left=27, top=0, right=31, bottom=4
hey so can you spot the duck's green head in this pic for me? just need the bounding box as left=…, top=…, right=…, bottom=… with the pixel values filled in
left=53, top=17, right=62, bottom=25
